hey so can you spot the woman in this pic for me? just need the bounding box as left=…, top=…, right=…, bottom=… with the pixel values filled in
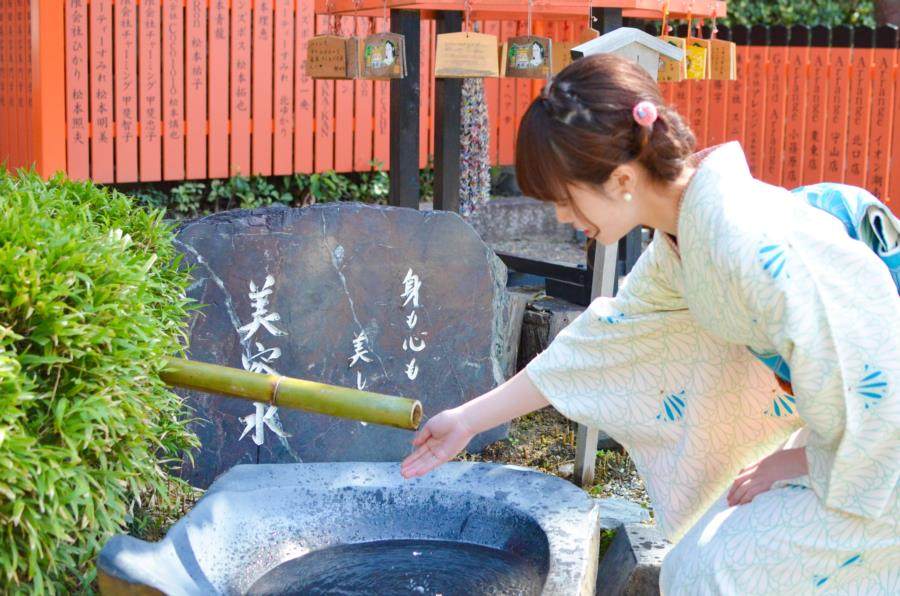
left=400, top=54, right=899, bottom=594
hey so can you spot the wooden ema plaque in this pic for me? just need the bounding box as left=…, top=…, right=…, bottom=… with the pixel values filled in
left=709, top=37, right=736, bottom=80
left=658, top=36, right=686, bottom=82
left=685, top=37, right=709, bottom=79
left=363, top=32, right=407, bottom=79
left=434, top=32, right=500, bottom=78
left=504, top=36, right=552, bottom=79
left=307, top=35, right=362, bottom=79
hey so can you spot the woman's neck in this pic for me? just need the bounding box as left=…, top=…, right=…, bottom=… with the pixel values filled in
left=642, top=165, right=696, bottom=238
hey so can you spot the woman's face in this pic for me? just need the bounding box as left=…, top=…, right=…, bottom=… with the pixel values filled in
left=555, top=180, right=640, bottom=246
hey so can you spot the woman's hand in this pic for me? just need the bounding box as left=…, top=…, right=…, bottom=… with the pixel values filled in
left=727, top=447, right=809, bottom=507
left=400, top=407, right=476, bottom=479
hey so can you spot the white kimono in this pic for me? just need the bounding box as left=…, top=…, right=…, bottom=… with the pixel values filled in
left=524, top=143, right=900, bottom=595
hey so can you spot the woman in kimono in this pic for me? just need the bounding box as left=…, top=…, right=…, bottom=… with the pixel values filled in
left=400, top=54, right=899, bottom=594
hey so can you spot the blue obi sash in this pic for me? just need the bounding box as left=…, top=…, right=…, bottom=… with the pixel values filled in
left=748, top=183, right=900, bottom=385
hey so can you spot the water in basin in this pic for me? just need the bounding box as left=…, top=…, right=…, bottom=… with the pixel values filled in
left=246, top=538, right=547, bottom=596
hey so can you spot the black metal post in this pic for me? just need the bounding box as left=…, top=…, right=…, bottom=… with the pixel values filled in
left=389, top=10, right=421, bottom=209
left=433, top=11, right=463, bottom=212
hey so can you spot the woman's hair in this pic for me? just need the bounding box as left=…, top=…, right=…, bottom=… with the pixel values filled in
left=516, top=53, right=695, bottom=204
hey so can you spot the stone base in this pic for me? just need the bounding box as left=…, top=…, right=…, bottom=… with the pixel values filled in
left=595, top=523, right=672, bottom=596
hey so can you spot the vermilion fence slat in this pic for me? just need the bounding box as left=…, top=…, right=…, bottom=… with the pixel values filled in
left=824, top=34, right=852, bottom=183
left=139, top=0, right=162, bottom=181
left=725, top=34, right=749, bottom=147
left=353, top=17, right=374, bottom=171
left=782, top=39, right=808, bottom=188
left=484, top=20, right=501, bottom=165
left=162, top=0, right=185, bottom=181
left=497, top=20, right=517, bottom=165
left=294, top=0, right=314, bottom=173
left=867, top=43, right=897, bottom=198
left=888, top=47, right=900, bottom=207
left=24, top=0, right=35, bottom=168
left=115, top=0, right=139, bottom=182
left=231, top=0, right=252, bottom=176
left=252, top=0, right=275, bottom=175
left=334, top=16, right=355, bottom=172
left=514, top=22, right=531, bottom=149
left=313, top=15, right=334, bottom=172
left=744, top=35, right=768, bottom=177
left=208, top=0, right=229, bottom=178
left=845, top=37, right=874, bottom=188
left=429, top=19, right=437, bottom=161
left=185, top=0, right=207, bottom=180
left=65, top=0, right=89, bottom=180
left=762, top=33, right=787, bottom=185
left=0, top=0, right=8, bottom=168
left=11, top=0, right=22, bottom=169
left=273, top=0, right=295, bottom=175
left=373, top=17, right=391, bottom=169
left=90, top=0, right=114, bottom=182
left=802, top=44, right=829, bottom=185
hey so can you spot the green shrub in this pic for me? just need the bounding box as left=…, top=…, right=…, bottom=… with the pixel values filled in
left=0, top=170, right=199, bottom=593
left=723, top=0, right=875, bottom=27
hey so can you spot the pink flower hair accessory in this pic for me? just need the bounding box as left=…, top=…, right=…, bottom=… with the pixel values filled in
left=632, top=101, right=658, bottom=128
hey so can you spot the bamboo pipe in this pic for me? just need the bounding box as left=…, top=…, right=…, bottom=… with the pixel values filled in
left=160, top=357, right=423, bottom=430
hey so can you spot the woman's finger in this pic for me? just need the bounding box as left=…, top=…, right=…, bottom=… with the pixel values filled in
left=737, top=482, right=767, bottom=506
left=401, top=439, right=446, bottom=478
left=411, top=424, right=433, bottom=447
left=727, top=472, right=753, bottom=501
left=401, top=445, right=431, bottom=470
left=728, top=478, right=753, bottom=506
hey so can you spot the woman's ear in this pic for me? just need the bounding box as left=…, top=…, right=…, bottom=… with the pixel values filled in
left=608, top=164, right=638, bottom=200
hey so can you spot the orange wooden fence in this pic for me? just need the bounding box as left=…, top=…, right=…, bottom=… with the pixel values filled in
left=0, top=5, right=898, bottom=211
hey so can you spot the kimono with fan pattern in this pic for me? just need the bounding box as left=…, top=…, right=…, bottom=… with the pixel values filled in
left=524, top=143, right=900, bottom=594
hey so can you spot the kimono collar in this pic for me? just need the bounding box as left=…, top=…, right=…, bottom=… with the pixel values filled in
left=676, top=142, right=753, bottom=242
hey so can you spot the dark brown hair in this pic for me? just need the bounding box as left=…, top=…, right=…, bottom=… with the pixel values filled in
left=516, top=53, right=695, bottom=204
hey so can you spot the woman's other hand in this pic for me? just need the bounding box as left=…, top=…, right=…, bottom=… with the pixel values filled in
left=727, top=447, right=809, bottom=507
left=400, top=408, right=475, bottom=479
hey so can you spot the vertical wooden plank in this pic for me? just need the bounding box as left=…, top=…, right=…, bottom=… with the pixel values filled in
left=688, top=26, right=711, bottom=149
left=272, top=0, right=294, bottom=175
left=0, top=0, right=8, bottom=168
left=185, top=0, right=207, bottom=180
left=845, top=27, right=874, bottom=188
left=65, top=0, right=89, bottom=180
left=90, top=0, right=114, bottom=182
left=762, top=26, right=787, bottom=186
left=782, top=26, right=809, bottom=189
left=252, top=0, right=274, bottom=175
left=824, top=26, right=853, bottom=183
left=24, top=0, right=35, bottom=168
left=313, top=15, right=334, bottom=172
left=389, top=9, right=420, bottom=207
left=744, top=25, right=768, bottom=178
left=867, top=27, right=898, bottom=199
left=801, top=26, right=830, bottom=186
left=497, top=20, right=517, bottom=165
left=32, top=0, right=67, bottom=177
left=352, top=17, right=374, bottom=172
left=231, top=0, right=252, bottom=175
left=162, top=0, right=184, bottom=180
left=418, top=17, right=430, bottom=169
left=115, top=0, right=139, bottom=182
left=706, top=25, right=730, bottom=148
left=12, top=0, right=22, bottom=169
left=889, top=33, right=900, bottom=209
left=294, top=0, right=314, bottom=173
left=484, top=20, right=501, bottom=166
left=725, top=26, right=749, bottom=146
left=429, top=17, right=437, bottom=164
left=208, top=0, right=229, bottom=178
left=434, top=10, right=461, bottom=212
left=139, top=0, right=162, bottom=181
left=334, top=15, right=355, bottom=172
left=373, top=17, right=391, bottom=169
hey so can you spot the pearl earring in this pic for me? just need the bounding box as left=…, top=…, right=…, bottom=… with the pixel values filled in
left=623, top=192, right=633, bottom=202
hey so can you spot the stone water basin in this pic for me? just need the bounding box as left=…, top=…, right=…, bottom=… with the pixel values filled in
left=98, top=462, right=601, bottom=595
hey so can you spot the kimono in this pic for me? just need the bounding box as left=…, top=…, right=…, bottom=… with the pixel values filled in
left=524, top=142, right=900, bottom=594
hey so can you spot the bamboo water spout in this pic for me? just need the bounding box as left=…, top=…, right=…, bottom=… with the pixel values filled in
left=160, top=357, right=423, bottom=430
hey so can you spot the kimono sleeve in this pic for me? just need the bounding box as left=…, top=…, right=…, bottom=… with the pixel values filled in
left=524, top=237, right=688, bottom=430
left=737, top=211, right=900, bottom=520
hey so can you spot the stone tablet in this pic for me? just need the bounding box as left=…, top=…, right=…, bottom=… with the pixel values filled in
left=174, top=204, right=512, bottom=488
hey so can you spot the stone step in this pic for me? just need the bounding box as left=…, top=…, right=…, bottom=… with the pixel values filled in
left=596, top=523, right=672, bottom=596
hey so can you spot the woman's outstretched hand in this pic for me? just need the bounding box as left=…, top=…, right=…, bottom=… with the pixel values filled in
left=727, top=447, right=809, bottom=506
left=400, top=408, right=475, bottom=479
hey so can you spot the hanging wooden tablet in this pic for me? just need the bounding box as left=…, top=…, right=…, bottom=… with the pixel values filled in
left=709, top=38, right=736, bottom=80
left=362, top=32, right=406, bottom=79
left=307, top=35, right=357, bottom=79
left=685, top=37, right=709, bottom=79
left=504, top=36, right=552, bottom=79
left=434, top=32, right=500, bottom=78
left=657, top=36, right=687, bottom=82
